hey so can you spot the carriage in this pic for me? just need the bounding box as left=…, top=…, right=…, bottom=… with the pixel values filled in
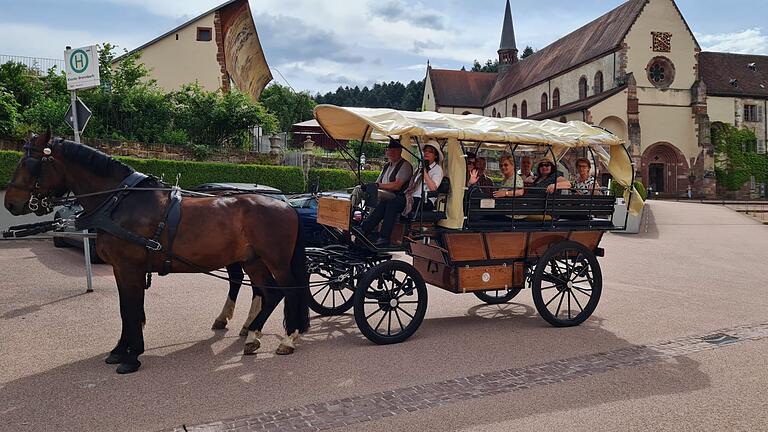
left=304, top=105, right=645, bottom=344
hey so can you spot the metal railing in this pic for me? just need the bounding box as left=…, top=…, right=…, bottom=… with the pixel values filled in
left=0, top=54, right=64, bottom=73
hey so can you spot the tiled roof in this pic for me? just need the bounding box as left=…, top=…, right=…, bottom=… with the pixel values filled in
left=484, top=0, right=647, bottom=105
left=429, top=69, right=498, bottom=108
left=700, top=52, right=768, bottom=98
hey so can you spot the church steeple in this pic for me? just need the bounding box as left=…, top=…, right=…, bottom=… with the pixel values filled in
left=498, top=0, right=518, bottom=69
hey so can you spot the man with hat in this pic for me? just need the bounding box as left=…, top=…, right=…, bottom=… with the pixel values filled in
left=360, top=138, right=413, bottom=247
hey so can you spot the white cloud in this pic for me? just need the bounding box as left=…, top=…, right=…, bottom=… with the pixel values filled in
left=697, top=28, right=768, bottom=54
left=0, top=22, right=143, bottom=60
left=102, top=0, right=219, bottom=19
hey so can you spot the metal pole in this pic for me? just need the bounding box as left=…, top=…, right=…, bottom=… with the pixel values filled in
left=71, top=88, right=94, bottom=293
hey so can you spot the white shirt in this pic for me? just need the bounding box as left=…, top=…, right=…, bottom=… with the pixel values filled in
left=412, top=162, right=444, bottom=201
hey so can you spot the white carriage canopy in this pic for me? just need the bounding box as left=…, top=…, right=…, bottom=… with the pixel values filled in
left=314, top=105, right=644, bottom=229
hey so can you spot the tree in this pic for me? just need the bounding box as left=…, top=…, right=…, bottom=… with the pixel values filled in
left=259, top=83, right=316, bottom=133
left=314, top=79, right=425, bottom=111
left=521, top=46, right=535, bottom=59
left=0, top=86, right=20, bottom=136
left=470, top=59, right=499, bottom=73
left=711, top=122, right=768, bottom=191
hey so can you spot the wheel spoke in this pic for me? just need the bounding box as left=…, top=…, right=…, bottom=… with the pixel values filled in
left=572, top=286, right=593, bottom=296
left=373, top=310, right=388, bottom=332
left=394, top=308, right=405, bottom=331
left=365, top=307, right=384, bottom=320
left=338, top=289, right=348, bottom=303
left=387, top=309, right=392, bottom=335
left=554, top=289, right=566, bottom=318
left=397, top=306, right=415, bottom=320
left=570, top=289, right=585, bottom=313
left=311, top=283, right=330, bottom=297
left=539, top=284, right=559, bottom=291
left=545, top=290, right=564, bottom=307
left=320, top=286, right=332, bottom=306
left=567, top=290, right=572, bottom=319
left=396, top=300, right=420, bottom=304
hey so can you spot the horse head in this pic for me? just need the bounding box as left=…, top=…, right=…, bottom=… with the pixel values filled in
left=4, top=130, right=69, bottom=216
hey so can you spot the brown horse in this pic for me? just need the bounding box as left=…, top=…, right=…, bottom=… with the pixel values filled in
left=4, top=132, right=310, bottom=374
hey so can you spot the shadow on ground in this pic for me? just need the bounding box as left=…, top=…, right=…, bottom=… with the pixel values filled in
left=0, top=303, right=710, bottom=432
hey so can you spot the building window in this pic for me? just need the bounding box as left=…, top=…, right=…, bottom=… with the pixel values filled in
left=197, top=27, right=213, bottom=42
left=744, top=104, right=762, bottom=122
left=652, top=32, right=672, bottom=53
left=594, top=71, right=604, bottom=94
left=559, top=116, right=567, bottom=123
left=512, top=104, right=518, bottom=117
left=541, top=93, right=548, bottom=112
left=646, top=56, right=676, bottom=89
left=758, top=139, right=766, bottom=154
left=492, top=108, right=497, bottom=117
left=552, top=88, right=560, bottom=108
left=461, top=111, right=472, bottom=115
left=579, top=77, right=588, bottom=100
left=521, top=100, right=528, bottom=118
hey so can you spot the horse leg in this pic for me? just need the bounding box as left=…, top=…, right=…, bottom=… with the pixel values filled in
left=112, top=267, right=146, bottom=374
left=212, top=263, right=244, bottom=330
left=243, top=289, right=282, bottom=355
left=239, top=289, right=263, bottom=337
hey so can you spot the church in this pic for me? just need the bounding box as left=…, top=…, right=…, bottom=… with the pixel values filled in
left=422, top=0, right=768, bottom=198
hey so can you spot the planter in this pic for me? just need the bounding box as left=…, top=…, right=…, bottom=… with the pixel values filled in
left=612, top=198, right=646, bottom=234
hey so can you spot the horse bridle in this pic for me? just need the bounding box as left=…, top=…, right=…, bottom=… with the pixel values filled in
left=8, top=138, right=62, bottom=213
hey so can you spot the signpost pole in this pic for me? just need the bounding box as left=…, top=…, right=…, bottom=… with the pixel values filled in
left=65, top=45, right=93, bottom=293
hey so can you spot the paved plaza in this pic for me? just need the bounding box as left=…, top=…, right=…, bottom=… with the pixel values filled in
left=0, top=201, right=766, bottom=431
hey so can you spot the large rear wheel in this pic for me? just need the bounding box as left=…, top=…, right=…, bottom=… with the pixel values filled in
left=531, top=241, right=602, bottom=327
left=354, top=260, right=427, bottom=344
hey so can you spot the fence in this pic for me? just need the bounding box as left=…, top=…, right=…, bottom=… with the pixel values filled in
left=0, top=54, right=64, bottom=73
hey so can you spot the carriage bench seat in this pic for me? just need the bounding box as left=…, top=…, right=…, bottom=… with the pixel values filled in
left=466, top=193, right=616, bottom=227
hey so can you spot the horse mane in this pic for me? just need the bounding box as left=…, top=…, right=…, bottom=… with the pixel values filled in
left=59, top=139, right=135, bottom=179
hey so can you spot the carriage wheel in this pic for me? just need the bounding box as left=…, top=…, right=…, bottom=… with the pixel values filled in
left=531, top=241, right=602, bottom=327
left=474, top=288, right=522, bottom=305
left=354, top=260, right=428, bottom=344
left=307, top=252, right=356, bottom=316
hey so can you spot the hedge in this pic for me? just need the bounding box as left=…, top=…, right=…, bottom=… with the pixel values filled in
left=0, top=150, right=380, bottom=194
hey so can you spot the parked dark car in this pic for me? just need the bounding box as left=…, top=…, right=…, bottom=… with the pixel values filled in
left=52, top=183, right=288, bottom=262
left=288, top=193, right=343, bottom=247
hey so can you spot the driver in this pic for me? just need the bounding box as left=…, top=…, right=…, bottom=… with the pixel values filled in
left=360, top=138, right=413, bottom=247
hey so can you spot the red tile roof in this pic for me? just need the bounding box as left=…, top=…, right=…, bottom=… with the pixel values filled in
left=429, top=69, right=497, bottom=108
left=700, top=52, right=768, bottom=98
left=485, top=0, right=647, bottom=105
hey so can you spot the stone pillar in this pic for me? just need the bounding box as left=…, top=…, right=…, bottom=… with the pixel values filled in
left=302, top=135, right=315, bottom=152
left=691, top=80, right=717, bottom=198
left=626, top=73, right=642, bottom=176
left=269, top=134, right=283, bottom=156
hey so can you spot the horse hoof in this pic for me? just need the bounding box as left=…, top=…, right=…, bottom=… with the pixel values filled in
left=104, top=353, right=124, bottom=364
left=239, top=327, right=249, bottom=337
left=116, top=360, right=141, bottom=374
left=275, top=344, right=295, bottom=356
left=243, top=340, right=261, bottom=356
left=211, top=319, right=228, bottom=330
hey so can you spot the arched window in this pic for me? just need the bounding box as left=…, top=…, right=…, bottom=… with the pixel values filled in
left=579, top=77, right=588, bottom=100
left=512, top=103, right=518, bottom=117
left=492, top=108, right=497, bottom=117
left=521, top=100, right=528, bottom=118
left=559, top=116, right=567, bottom=123
left=541, top=93, right=548, bottom=112
left=552, top=88, right=561, bottom=108
left=497, top=112, right=502, bottom=118
left=594, top=71, right=604, bottom=94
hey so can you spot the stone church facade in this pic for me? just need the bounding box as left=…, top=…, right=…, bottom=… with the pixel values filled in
left=423, top=0, right=768, bottom=198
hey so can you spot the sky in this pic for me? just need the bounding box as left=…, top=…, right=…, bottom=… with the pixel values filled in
left=1, top=0, right=767, bottom=95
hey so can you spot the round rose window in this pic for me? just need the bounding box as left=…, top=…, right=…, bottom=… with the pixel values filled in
left=646, top=57, right=675, bottom=89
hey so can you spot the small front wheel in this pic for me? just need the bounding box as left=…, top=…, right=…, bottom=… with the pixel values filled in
left=354, top=260, right=428, bottom=344
left=531, top=241, right=602, bottom=327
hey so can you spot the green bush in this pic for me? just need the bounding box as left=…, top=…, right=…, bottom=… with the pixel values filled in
left=349, top=140, right=388, bottom=159
left=611, top=180, right=647, bottom=200
left=0, top=150, right=22, bottom=186
left=0, top=88, right=20, bottom=136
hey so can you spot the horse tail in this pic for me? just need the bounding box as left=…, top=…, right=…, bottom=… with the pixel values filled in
left=284, top=210, right=310, bottom=334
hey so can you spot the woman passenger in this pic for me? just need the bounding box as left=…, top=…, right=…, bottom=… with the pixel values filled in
left=493, top=155, right=524, bottom=198
left=404, top=140, right=444, bottom=215
left=531, top=160, right=571, bottom=195
left=573, top=158, right=602, bottom=195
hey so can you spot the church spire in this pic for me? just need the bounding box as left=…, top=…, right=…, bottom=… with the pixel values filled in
left=498, top=0, right=518, bottom=69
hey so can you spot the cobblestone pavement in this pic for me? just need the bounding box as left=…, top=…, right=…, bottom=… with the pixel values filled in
left=172, top=322, right=768, bottom=432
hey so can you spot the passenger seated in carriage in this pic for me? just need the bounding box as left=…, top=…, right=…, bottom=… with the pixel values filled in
left=360, top=138, right=413, bottom=247
left=492, top=155, right=524, bottom=198
left=518, top=155, right=536, bottom=187
left=529, top=160, right=571, bottom=196
left=572, top=157, right=602, bottom=195
left=467, top=157, right=494, bottom=190
left=403, top=140, right=444, bottom=216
